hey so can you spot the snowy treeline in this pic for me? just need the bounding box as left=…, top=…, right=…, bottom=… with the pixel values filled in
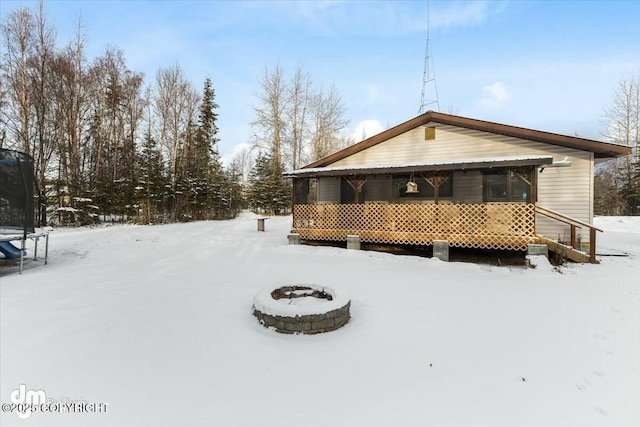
left=0, top=3, right=246, bottom=224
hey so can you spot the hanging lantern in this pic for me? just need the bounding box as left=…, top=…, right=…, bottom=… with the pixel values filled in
left=406, top=172, right=419, bottom=193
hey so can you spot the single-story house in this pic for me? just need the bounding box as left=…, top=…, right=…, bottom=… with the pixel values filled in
left=285, top=111, right=631, bottom=263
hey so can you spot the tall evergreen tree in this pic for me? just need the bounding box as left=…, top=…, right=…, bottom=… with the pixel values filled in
left=221, top=165, right=244, bottom=219
left=619, top=160, right=640, bottom=215
left=137, top=132, right=168, bottom=223
left=184, top=77, right=223, bottom=219
left=247, top=152, right=291, bottom=215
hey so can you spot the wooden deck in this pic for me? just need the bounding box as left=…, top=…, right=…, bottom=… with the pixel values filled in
left=292, top=203, right=536, bottom=251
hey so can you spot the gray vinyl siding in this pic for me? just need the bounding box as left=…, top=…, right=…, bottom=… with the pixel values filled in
left=536, top=150, right=593, bottom=242
left=329, top=123, right=595, bottom=242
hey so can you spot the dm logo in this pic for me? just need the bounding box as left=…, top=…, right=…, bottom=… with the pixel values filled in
left=10, top=384, right=47, bottom=419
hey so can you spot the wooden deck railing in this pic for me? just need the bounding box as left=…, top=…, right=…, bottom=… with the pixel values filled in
left=534, top=205, right=602, bottom=263
left=292, top=203, right=536, bottom=251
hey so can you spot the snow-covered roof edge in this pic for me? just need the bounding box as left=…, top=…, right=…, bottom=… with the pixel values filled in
left=285, top=155, right=553, bottom=178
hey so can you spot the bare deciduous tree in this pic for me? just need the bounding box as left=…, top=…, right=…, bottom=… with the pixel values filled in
left=597, top=73, right=640, bottom=215
left=310, top=83, right=349, bottom=162
left=1, top=6, right=34, bottom=153
left=607, top=75, right=639, bottom=148
left=153, top=64, right=200, bottom=188
left=1, top=3, right=242, bottom=224
left=30, top=0, right=56, bottom=224
left=229, top=144, right=255, bottom=183
left=49, top=16, right=90, bottom=200
left=251, top=65, right=350, bottom=171
left=85, top=47, right=145, bottom=216
left=286, top=67, right=311, bottom=170
left=251, top=64, right=288, bottom=173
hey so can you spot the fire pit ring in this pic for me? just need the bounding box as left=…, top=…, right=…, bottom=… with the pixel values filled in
left=253, top=284, right=350, bottom=334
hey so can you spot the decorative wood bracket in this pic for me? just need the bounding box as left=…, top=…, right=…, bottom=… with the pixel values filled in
left=344, top=176, right=367, bottom=203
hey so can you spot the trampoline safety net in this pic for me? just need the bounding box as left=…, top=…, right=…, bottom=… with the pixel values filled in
left=0, top=148, right=35, bottom=233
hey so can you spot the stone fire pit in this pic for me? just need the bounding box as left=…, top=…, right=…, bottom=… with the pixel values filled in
left=252, top=284, right=350, bottom=334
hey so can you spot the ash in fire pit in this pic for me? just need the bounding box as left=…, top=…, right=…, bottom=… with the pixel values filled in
left=271, top=285, right=333, bottom=305
left=253, top=284, right=350, bottom=334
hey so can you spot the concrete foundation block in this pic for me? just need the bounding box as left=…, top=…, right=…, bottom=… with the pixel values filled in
left=433, top=240, right=450, bottom=262
left=288, top=233, right=301, bottom=245
left=346, top=235, right=361, bottom=250
left=527, top=244, right=549, bottom=257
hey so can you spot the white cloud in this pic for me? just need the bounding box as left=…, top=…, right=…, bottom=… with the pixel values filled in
left=245, top=0, right=506, bottom=37
left=350, top=120, right=385, bottom=142
left=432, top=1, right=506, bottom=29
left=220, top=142, right=253, bottom=167
left=479, top=81, right=512, bottom=108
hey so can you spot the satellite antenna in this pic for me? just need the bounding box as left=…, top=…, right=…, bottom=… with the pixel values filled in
left=418, top=0, right=440, bottom=114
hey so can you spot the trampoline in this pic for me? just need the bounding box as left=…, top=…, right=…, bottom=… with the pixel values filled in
left=0, top=148, right=48, bottom=274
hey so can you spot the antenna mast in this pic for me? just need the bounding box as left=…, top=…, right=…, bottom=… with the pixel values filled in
left=418, top=0, right=439, bottom=114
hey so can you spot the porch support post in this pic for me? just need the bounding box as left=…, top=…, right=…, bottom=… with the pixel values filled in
left=345, top=177, right=367, bottom=204
left=422, top=174, right=449, bottom=204
left=292, top=178, right=300, bottom=205
left=531, top=167, right=538, bottom=203
left=589, top=228, right=596, bottom=264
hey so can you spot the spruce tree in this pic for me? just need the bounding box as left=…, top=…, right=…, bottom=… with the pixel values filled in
left=190, top=77, right=223, bottom=219
left=221, top=165, right=244, bottom=218
left=247, top=153, right=291, bottom=215
left=137, top=132, right=168, bottom=223
left=620, top=159, right=640, bottom=215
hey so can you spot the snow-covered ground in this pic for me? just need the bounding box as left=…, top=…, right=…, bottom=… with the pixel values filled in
left=1, top=213, right=639, bottom=427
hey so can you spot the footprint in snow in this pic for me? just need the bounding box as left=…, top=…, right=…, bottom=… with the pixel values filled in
left=594, top=406, right=607, bottom=416
left=592, top=333, right=608, bottom=341
left=575, top=379, right=591, bottom=391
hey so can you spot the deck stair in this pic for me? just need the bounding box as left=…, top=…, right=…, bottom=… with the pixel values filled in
left=534, top=205, right=602, bottom=264
left=535, top=234, right=597, bottom=264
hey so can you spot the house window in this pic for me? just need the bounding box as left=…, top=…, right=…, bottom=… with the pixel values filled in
left=393, top=174, right=453, bottom=199
left=483, top=170, right=531, bottom=202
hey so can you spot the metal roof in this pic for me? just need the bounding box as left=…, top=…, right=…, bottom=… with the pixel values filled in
left=285, top=155, right=554, bottom=178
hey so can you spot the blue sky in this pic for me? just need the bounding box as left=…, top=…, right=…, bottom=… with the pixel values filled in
left=2, top=0, right=639, bottom=164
